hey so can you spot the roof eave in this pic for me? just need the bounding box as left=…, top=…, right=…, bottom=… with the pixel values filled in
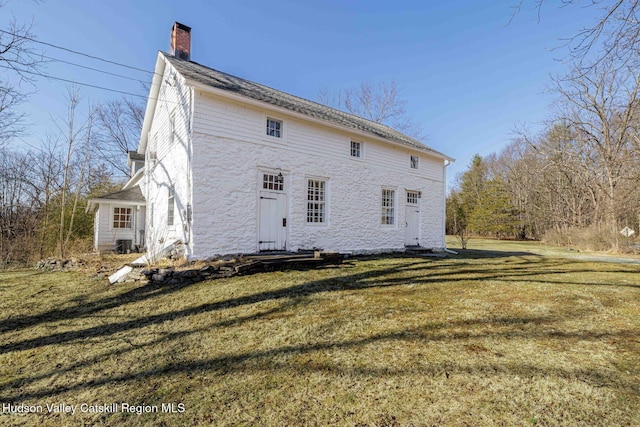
left=122, top=168, right=144, bottom=190
left=137, top=52, right=167, bottom=154
left=86, top=198, right=146, bottom=209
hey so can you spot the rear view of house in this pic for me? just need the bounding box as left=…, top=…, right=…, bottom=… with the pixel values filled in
left=90, top=22, right=452, bottom=259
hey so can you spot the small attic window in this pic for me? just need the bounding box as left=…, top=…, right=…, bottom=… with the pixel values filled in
left=410, top=155, right=419, bottom=169
left=266, top=118, right=282, bottom=138
left=350, top=141, right=361, bottom=157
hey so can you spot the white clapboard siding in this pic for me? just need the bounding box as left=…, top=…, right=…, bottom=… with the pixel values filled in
left=193, top=91, right=444, bottom=182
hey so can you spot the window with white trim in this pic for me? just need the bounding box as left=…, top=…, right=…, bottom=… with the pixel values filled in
left=407, top=191, right=420, bottom=205
left=381, top=189, right=395, bottom=225
left=113, top=207, right=132, bottom=229
left=350, top=141, right=361, bottom=157
left=263, top=173, right=284, bottom=191
left=411, top=156, right=419, bottom=169
left=410, top=155, right=419, bottom=169
left=167, top=185, right=175, bottom=226
left=307, top=179, right=326, bottom=223
left=266, top=118, right=282, bottom=138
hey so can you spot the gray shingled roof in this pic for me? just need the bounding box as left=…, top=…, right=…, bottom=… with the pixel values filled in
left=94, top=186, right=145, bottom=203
left=162, top=53, right=447, bottom=158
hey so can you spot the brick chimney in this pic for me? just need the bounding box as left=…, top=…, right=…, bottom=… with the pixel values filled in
left=170, top=22, right=191, bottom=61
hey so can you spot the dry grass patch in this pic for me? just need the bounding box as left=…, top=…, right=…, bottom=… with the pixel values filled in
left=0, top=245, right=639, bottom=426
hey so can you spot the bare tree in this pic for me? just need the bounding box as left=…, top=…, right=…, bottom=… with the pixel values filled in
left=511, top=1, right=640, bottom=68
left=56, top=86, right=95, bottom=258
left=0, top=148, right=40, bottom=265
left=33, top=135, right=63, bottom=258
left=0, top=5, right=43, bottom=146
left=317, top=80, right=426, bottom=140
left=64, top=104, right=94, bottom=250
left=551, top=60, right=640, bottom=246
left=95, top=97, right=145, bottom=176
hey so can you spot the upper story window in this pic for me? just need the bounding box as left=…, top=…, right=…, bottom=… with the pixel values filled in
left=266, top=118, right=282, bottom=138
left=410, top=155, right=419, bottom=169
left=113, top=207, right=132, bottom=229
left=350, top=141, right=361, bottom=158
left=381, top=189, right=395, bottom=225
left=307, top=179, right=326, bottom=223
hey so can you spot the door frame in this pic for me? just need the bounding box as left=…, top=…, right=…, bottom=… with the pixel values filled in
left=404, top=190, right=421, bottom=246
left=257, top=168, right=289, bottom=251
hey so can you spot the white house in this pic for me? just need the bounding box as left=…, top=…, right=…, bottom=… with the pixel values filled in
left=86, top=152, right=146, bottom=253
left=89, top=22, right=453, bottom=259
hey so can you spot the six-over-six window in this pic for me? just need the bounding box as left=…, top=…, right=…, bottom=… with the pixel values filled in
left=307, top=179, right=326, bottom=223
left=113, top=207, right=132, bottom=229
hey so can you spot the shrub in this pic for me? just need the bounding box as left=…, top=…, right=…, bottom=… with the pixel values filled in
left=542, top=224, right=626, bottom=252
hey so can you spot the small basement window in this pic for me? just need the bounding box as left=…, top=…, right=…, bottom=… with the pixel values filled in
left=266, top=118, right=282, bottom=138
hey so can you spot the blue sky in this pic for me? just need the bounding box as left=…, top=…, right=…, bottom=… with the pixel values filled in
left=4, top=0, right=603, bottom=185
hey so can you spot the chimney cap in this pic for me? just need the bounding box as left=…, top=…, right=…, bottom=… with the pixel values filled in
left=172, top=22, right=191, bottom=32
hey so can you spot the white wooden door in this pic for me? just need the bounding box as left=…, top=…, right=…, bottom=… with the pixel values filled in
left=405, top=191, right=420, bottom=246
left=258, top=173, right=287, bottom=251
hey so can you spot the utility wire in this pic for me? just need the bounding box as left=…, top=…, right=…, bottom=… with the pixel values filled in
left=0, top=28, right=158, bottom=76
left=0, top=63, right=179, bottom=104
left=39, top=53, right=150, bottom=84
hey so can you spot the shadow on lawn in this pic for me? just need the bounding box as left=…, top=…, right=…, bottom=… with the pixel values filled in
left=1, top=255, right=636, bottom=357
left=447, top=248, right=540, bottom=259
left=1, top=253, right=638, bottom=402
left=2, top=309, right=638, bottom=402
left=0, top=275, right=201, bottom=334
left=0, top=248, right=565, bottom=336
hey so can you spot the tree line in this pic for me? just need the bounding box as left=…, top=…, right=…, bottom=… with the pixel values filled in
left=448, top=1, right=640, bottom=251
left=0, top=89, right=143, bottom=266
left=0, top=3, right=146, bottom=266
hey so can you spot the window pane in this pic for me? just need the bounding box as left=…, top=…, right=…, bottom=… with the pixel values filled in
left=113, top=207, right=132, bottom=229
left=307, top=180, right=326, bottom=223
left=351, top=141, right=361, bottom=157
left=167, top=186, right=175, bottom=226
left=266, top=119, right=282, bottom=138
left=381, top=189, right=395, bottom=225
left=263, top=173, right=284, bottom=191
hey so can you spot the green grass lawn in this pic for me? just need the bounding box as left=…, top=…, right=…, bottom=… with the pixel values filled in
left=1, top=241, right=639, bottom=426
